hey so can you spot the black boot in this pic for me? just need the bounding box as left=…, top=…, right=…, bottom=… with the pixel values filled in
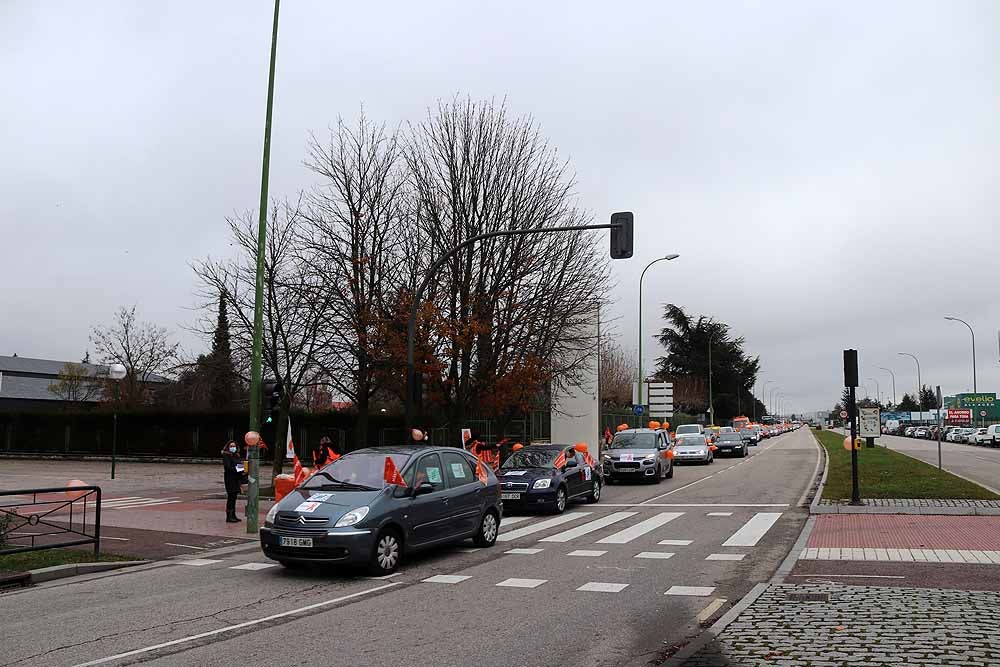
left=226, top=511, right=241, bottom=523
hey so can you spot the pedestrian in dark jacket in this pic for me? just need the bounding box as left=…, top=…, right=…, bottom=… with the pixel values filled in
left=222, top=440, right=243, bottom=523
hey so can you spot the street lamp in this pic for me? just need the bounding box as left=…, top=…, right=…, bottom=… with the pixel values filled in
left=878, top=367, right=896, bottom=406
left=768, top=386, right=781, bottom=419
left=866, top=377, right=880, bottom=407
left=897, top=352, right=921, bottom=401
left=107, top=363, right=127, bottom=479
left=944, top=316, right=977, bottom=393
left=636, top=254, right=680, bottom=408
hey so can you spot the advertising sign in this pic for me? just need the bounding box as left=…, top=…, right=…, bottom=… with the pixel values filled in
left=860, top=407, right=880, bottom=438
left=956, top=393, right=997, bottom=408
left=947, top=409, right=972, bottom=423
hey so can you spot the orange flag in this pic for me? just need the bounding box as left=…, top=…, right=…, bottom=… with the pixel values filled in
left=553, top=450, right=567, bottom=469
left=292, top=454, right=305, bottom=485
left=475, top=457, right=489, bottom=486
left=384, top=456, right=406, bottom=487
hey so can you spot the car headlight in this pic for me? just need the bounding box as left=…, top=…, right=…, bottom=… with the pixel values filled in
left=532, top=478, right=552, bottom=490
left=335, top=506, right=370, bottom=527
left=602, top=455, right=612, bottom=462
left=642, top=456, right=655, bottom=464
left=264, top=504, right=279, bottom=527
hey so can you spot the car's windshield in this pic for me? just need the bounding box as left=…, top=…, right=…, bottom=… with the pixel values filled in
left=502, top=448, right=560, bottom=469
left=675, top=425, right=701, bottom=435
left=719, top=433, right=742, bottom=442
left=609, top=432, right=658, bottom=449
left=300, top=451, right=411, bottom=490
left=676, top=435, right=706, bottom=446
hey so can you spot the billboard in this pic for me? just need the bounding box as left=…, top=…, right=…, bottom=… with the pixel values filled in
left=947, top=409, right=972, bottom=423
left=956, top=393, right=997, bottom=409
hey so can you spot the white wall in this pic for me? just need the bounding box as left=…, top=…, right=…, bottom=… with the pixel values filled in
left=550, top=316, right=599, bottom=449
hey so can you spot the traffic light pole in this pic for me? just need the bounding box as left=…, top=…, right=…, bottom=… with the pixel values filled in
left=405, top=221, right=623, bottom=437
left=246, top=0, right=280, bottom=534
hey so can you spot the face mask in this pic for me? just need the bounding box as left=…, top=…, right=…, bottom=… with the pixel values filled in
left=228, top=447, right=237, bottom=453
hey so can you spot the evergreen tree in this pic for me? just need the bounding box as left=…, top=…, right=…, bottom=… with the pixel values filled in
left=919, top=385, right=939, bottom=410
left=897, top=393, right=919, bottom=412
left=207, top=292, right=238, bottom=408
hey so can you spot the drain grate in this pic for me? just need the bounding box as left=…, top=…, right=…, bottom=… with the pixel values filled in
left=786, top=592, right=830, bottom=602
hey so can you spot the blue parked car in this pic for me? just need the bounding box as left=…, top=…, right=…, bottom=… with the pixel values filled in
left=496, top=444, right=602, bottom=514
left=261, top=445, right=502, bottom=575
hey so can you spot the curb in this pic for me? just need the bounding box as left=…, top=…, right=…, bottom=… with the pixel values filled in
left=661, top=583, right=770, bottom=666
left=808, top=430, right=829, bottom=513
left=811, top=504, right=1000, bottom=516
left=28, top=559, right=149, bottom=584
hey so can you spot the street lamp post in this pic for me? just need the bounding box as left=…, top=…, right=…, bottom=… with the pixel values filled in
left=878, top=367, right=896, bottom=407
left=866, top=377, right=880, bottom=407
left=768, top=386, right=781, bottom=420
left=944, top=316, right=977, bottom=393
left=107, top=363, right=127, bottom=479
left=898, top=352, right=921, bottom=401
left=636, top=255, right=680, bottom=408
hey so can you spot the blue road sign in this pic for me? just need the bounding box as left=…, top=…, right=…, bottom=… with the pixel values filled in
left=633, top=405, right=645, bottom=416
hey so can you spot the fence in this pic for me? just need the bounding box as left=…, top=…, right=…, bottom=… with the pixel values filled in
left=0, top=485, right=101, bottom=557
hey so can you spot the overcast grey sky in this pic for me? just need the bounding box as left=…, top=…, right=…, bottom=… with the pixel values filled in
left=3, top=1, right=998, bottom=413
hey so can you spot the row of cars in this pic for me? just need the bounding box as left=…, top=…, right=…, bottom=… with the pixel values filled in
left=898, top=424, right=1000, bottom=446
left=259, top=422, right=793, bottom=575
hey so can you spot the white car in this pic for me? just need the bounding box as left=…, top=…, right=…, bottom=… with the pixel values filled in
left=983, top=425, right=1000, bottom=447
left=969, top=428, right=990, bottom=445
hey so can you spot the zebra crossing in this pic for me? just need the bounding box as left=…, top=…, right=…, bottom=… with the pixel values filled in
left=101, top=496, right=182, bottom=510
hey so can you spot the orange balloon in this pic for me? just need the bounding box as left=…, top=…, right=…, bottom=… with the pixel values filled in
left=665, top=450, right=675, bottom=459
left=66, top=479, right=88, bottom=500
left=244, top=431, right=261, bottom=447
left=648, top=421, right=661, bottom=430
left=512, top=443, right=524, bottom=451
left=662, top=422, right=670, bottom=430
left=574, top=442, right=589, bottom=452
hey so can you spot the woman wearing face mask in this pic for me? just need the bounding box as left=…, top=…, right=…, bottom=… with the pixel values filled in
left=222, top=440, right=243, bottom=523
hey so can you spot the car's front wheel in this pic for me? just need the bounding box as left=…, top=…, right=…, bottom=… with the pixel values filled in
left=665, top=461, right=674, bottom=478
left=552, top=486, right=568, bottom=514
left=473, top=510, right=499, bottom=547
left=587, top=479, right=601, bottom=503
left=369, top=528, right=402, bottom=576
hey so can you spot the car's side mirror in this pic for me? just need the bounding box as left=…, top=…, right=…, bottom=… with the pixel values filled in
left=564, top=459, right=578, bottom=469
left=413, top=482, right=435, bottom=496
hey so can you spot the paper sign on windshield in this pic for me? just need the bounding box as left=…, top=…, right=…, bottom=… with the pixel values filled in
left=450, top=463, right=467, bottom=479
left=427, top=467, right=443, bottom=484
left=307, top=493, right=333, bottom=502
left=504, top=470, right=527, bottom=476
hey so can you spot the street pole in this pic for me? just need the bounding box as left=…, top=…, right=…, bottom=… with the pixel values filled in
left=898, top=352, right=921, bottom=402
left=944, top=317, right=977, bottom=393
left=637, top=255, right=680, bottom=410
left=405, top=222, right=629, bottom=435
left=707, top=335, right=714, bottom=426
left=867, top=377, right=880, bottom=407
left=246, top=0, right=281, bottom=534
left=879, top=366, right=896, bottom=407
left=107, top=364, right=126, bottom=479
left=936, top=385, right=943, bottom=470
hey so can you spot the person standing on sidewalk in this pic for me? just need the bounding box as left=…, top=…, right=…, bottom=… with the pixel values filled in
left=222, top=440, right=243, bottom=523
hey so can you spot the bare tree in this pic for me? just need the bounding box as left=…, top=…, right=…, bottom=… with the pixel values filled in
left=405, top=97, right=610, bottom=432
left=301, top=114, right=411, bottom=448
left=48, top=363, right=103, bottom=404
left=90, top=305, right=180, bottom=406
left=599, top=338, right=635, bottom=408
left=193, top=200, right=326, bottom=479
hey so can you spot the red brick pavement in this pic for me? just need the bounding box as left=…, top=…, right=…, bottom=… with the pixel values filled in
left=808, top=515, right=1000, bottom=550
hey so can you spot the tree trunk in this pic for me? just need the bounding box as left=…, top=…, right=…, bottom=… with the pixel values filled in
left=355, top=391, right=370, bottom=452
left=270, top=393, right=291, bottom=485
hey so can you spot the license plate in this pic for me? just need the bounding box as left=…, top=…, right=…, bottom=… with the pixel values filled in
left=277, top=536, right=313, bottom=548
left=501, top=492, right=522, bottom=500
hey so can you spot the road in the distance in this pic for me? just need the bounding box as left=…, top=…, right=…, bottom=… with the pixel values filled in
left=876, top=433, right=1000, bottom=494
left=0, top=429, right=819, bottom=667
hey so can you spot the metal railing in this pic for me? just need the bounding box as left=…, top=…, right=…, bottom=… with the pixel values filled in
left=0, top=485, right=101, bottom=557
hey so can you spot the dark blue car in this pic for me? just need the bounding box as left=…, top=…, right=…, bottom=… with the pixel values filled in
left=260, top=445, right=502, bottom=574
left=496, top=444, right=602, bottom=514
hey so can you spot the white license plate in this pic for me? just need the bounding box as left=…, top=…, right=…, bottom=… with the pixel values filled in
left=278, top=536, right=313, bottom=548
left=501, top=492, right=522, bottom=500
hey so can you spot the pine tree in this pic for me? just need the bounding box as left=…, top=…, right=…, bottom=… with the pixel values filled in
left=207, top=292, right=238, bottom=408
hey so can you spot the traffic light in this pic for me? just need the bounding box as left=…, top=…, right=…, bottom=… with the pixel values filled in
left=843, top=349, right=858, bottom=388
left=610, top=211, right=633, bottom=259
left=263, top=379, right=283, bottom=424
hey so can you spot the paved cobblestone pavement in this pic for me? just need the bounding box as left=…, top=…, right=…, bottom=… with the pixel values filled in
left=681, top=583, right=1000, bottom=666
left=818, top=499, right=1000, bottom=508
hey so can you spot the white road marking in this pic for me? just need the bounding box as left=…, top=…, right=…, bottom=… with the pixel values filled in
left=568, top=549, right=607, bottom=557
left=706, top=553, right=745, bottom=561
left=658, top=539, right=693, bottom=546
left=101, top=496, right=142, bottom=504
left=499, top=516, right=534, bottom=528
left=173, top=558, right=222, bottom=566
left=722, top=512, right=783, bottom=547
left=597, top=512, right=684, bottom=544
left=706, top=512, right=732, bottom=517
left=696, top=598, right=729, bottom=623
left=540, top=512, right=636, bottom=543
left=599, top=503, right=789, bottom=508
left=229, top=562, right=278, bottom=571
left=665, top=586, right=716, bottom=597
left=102, top=497, right=181, bottom=509
left=505, top=548, right=544, bottom=555
left=634, top=552, right=675, bottom=560
left=455, top=548, right=482, bottom=553
left=164, top=543, right=208, bottom=550
left=791, top=574, right=905, bottom=579
left=577, top=582, right=629, bottom=593
left=496, top=578, right=547, bottom=588
left=71, top=582, right=401, bottom=667
left=423, top=575, right=471, bottom=584
left=496, top=512, right=592, bottom=542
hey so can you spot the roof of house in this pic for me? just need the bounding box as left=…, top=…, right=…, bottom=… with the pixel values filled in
left=0, top=355, right=106, bottom=376
left=0, top=355, right=169, bottom=403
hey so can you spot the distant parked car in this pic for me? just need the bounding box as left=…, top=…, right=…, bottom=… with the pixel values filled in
left=904, top=427, right=916, bottom=437
left=984, top=425, right=1000, bottom=447
left=969, top=428, right=990, bottom=445
left=914, top=427, right=929, bottom=438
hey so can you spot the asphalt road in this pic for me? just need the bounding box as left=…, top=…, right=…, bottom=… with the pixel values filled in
left=875, top=433, right=1000, bottom=494
left=0, top=428, right=819, bottom=667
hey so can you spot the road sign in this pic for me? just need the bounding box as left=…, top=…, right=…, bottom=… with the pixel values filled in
left=840, top=410, right=848, bottom=419
left=632, top=382, right=673, bottom=418
left=981, top=410, right=988, bottom=417
left=633, top=405, right=644, bottom=416
left=860, top=407, right=880, bottom=438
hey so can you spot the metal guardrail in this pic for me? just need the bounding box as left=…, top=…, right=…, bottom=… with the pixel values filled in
left=0, top=485, right=101, bottom=557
